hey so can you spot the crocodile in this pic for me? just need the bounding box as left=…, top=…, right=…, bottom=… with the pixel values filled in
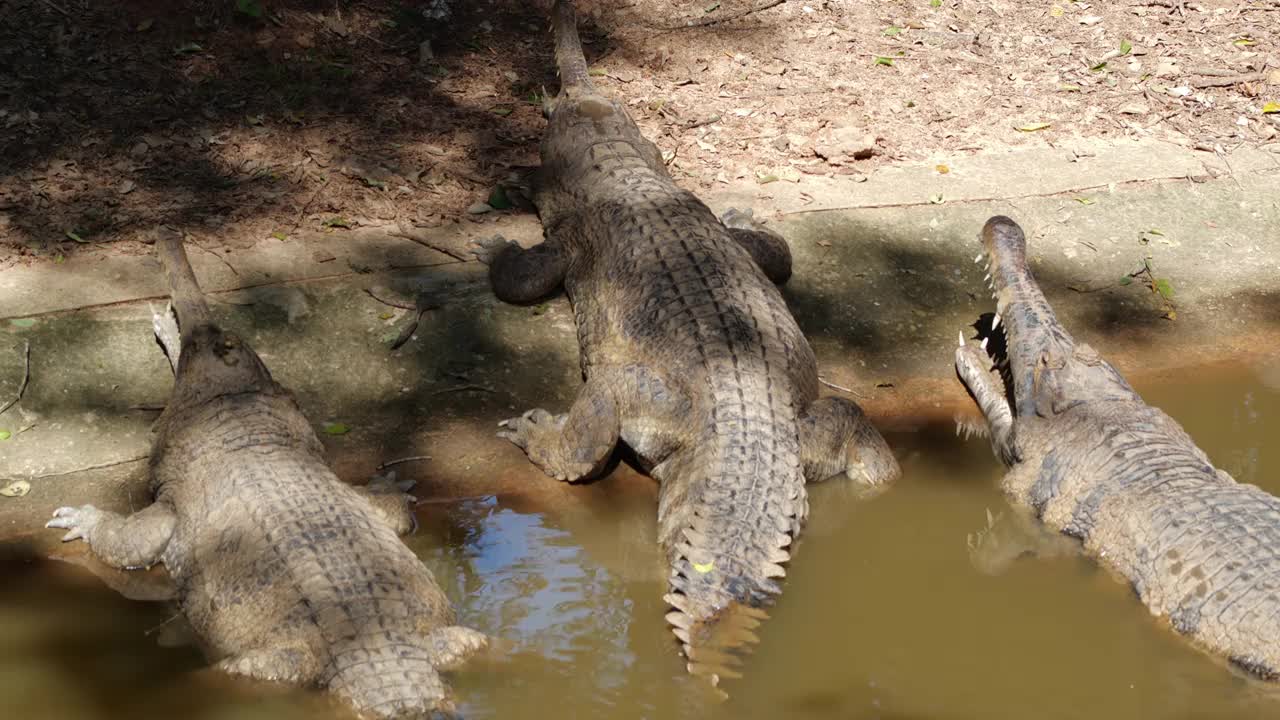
left=473, top=0, right=899, bottom=681
left=46, top=233, right=487, bottom=718
left=955, top=215, right=1280, bottom=678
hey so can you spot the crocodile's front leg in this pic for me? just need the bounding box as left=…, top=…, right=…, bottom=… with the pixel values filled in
left=498, top=371, right=620, bottom=482
left=46, top=501, right=176, bottom=570
left=472, top=235, right=569, bottom=304
left=721, top=208, right=792, bottom=285
left=799, top=396, right=900, bottom=486
left=354, top=474, right=418, bottom=535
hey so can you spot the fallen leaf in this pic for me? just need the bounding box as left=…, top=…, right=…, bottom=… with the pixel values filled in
left=883, top=26, right=903, bottom=36
left=874, top=56, right=894, bottom=67
left=755, top=172, right=779, bottom=184
left=0, top=480, right=29, bottom=498
left=321, top=217, right=352, bottom=229
left=271, top=231, right=287, bottom=241
left=935, top=164, right=950, bottom=174
left=1016, top=122, right=1052, bottom=132
left=1049, top=5, right=1064, bottom=17
left=1119, top=39, right=1132, bottom=56
left=489, top=107, right=513, bottom=117
left=65, top=230, right=87, bottom=243
left=1264, top=102, right=1280, bottom=114
left=1075, top=197, right=1095, bottom=205
left=1233, top=38, right=1256, bottom=47
left=928, top=193, right=944, bottom=204
left=0, top=431, right=9, bottom=440
left=118, top=180, right=137, bottom=195
left=322, top=422, right=350, bottom=435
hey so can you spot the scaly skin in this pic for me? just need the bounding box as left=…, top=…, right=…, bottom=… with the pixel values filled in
left=956, top=216, right=1280, bottom=678
left=47, top=234, right=486, bottom=718
left=478, top=0, right=899, bottom=681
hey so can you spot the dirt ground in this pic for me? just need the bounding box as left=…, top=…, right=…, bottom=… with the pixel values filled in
left=2, top=0, right=1277, bottom=266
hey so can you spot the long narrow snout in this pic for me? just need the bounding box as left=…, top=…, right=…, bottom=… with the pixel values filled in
left=976, top=216, right=1075, bottom=420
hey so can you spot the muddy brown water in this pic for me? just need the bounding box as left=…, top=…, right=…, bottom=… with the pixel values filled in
left=3, top=364, right=1278, bottom=720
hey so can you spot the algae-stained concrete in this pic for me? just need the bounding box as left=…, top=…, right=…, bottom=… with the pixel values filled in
left=2, top=139, right=1278, bottom=552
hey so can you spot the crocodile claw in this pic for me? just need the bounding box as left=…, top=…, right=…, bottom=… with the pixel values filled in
left=496, top=409, right=563, bottom=450
left=470, top=235, right=519, bottom=266
left=46, top=505, right=103, bottom=543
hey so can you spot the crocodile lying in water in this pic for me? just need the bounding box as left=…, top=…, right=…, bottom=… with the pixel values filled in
left=47, top=233, right=487, bottom=717
left=474, top=0, right=899, bottom=682
left=956, top=215, right=1280, bottom=678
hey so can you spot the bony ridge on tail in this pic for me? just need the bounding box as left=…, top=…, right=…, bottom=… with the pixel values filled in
left=957, top=215, right=1280, bottom=679
left=47, top=231, right=488, bottom=718
left=473, top=0, right=900, bottom=684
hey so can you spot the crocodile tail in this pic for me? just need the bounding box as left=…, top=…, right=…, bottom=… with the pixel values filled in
left=154, top=231, right=212, bottom=337
left=657, top=430, right=808, bottom=684
left=328, top=645, right=453, bottom=720
left=551, top=0, right=594, bottom=92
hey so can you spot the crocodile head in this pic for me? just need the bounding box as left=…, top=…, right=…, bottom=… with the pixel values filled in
left=170, top=324, right=276, bottom=407
left=955, top=216, right=1137, bottom=464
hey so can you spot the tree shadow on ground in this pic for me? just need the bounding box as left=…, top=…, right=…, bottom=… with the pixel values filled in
left=0, top=0, right=777, bottom=264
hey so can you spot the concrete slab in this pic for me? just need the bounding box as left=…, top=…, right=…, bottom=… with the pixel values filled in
left=2, top=138, right=1277, bottom=552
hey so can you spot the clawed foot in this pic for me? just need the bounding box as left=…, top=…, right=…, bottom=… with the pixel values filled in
left=364, top=470, right=417, bottom=497
left=720, top=207, right=758, bottom=231
left=469, top=235, right=519, bottom=266
left=360, top=471, right=419, bottom=535
left=497, top=409, right=576, bottom=481
left=46, top=505, right=103, bottom=543
left=151, top=302, right=182, bottom=372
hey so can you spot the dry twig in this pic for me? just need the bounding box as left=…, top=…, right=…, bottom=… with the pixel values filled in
left=668, top=0, right=787, bottom=30
left=0, top=341, right=31, bottom=418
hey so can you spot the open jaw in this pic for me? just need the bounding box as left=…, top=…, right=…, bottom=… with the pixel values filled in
left=954, top=216, right=1075, bottom=463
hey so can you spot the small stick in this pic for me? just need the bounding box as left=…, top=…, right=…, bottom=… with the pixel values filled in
left=670, top=0, right=786, bottom=30
left=376, top=456, right=432, bottom=471
left=1189, top=72, right=1266, bottom=88
left=39, top=0, right=71, bottom=17
left=429, top=384, right=495, bottom=396
left=0, top=341, right=31, bottom=418
left=818, top=376, right=864, bottom=398
left=365, top=286, right=416, bottom=310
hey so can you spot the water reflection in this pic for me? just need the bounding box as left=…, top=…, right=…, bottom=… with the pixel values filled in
left=1, top=369, right=1277, bottom=719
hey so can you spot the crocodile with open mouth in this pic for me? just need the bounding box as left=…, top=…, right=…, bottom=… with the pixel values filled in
left=955, top=215, right=1280, bottom=678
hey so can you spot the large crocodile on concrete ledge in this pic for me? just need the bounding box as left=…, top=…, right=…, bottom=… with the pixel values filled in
left=472, top=0, right=900, bottom=682
left=46, top=233, right=487, bottom=718
left=956, top=215, right=1280, bottom=678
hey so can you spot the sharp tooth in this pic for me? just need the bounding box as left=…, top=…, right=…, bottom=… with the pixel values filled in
left=958, top=330, right=966, bottom=348
left=955, top=423, right=961, bottom=436
left=984, top=273, right=990, bottom=282
left=981, top=337, right=989, bottom=350
left=974, top=254, right=983, bottom=264
left=991, top=313, right=1000, bottom=330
